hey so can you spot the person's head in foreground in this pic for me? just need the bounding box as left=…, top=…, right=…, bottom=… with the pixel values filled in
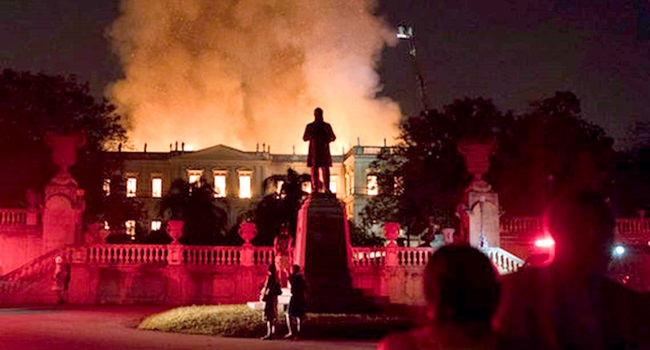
left=292, top=265, right=300, bottom=274
left=425, top=245, right=500, bottom=334
left=377, top=245, right=500, bottom=350
left=544, top=190, right=613, bottom=278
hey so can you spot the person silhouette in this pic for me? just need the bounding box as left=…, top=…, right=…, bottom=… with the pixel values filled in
left=260, top=264, right=282, bottom=340
left=285, top=265, right=306, bottom=339
left=303, top=107, right=336, bottom=194
left=378, top=245, right=500, bottom=350
left=496, top=190, right=646, bottom=349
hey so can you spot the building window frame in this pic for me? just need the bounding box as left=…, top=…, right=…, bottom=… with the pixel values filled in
left=238, top=170, right=253, bottom=199
left=213, top=170, right=227, bottom=198
left=151, top=176, right=163, bottom=198
left=126, top=175, right=138, bottom=198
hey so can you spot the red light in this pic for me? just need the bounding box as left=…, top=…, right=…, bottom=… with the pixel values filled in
left=535, top=238, right=555, bottom=248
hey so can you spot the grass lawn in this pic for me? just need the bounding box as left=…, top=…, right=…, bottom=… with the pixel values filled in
left=139, top=304, right=417, bottom=339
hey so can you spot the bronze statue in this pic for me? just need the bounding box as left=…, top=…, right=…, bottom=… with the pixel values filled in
left=303, top=107, right=336, bottom=193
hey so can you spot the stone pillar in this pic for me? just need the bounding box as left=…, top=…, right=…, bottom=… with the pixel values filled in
left=239, top=222, right=257, bottom=267
left=458, top=140, right=500, bottom=248
left=42, top=133, right=86, bottom=252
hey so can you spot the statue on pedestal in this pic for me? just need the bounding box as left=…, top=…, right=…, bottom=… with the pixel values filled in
left=303, top=107, right=336, bottom=194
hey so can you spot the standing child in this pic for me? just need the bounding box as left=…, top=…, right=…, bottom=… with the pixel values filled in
left=260, top=263, right=282, bottom=340
left=285, top=265, right=306, bottom=339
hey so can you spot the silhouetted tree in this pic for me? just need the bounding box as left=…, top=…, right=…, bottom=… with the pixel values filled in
left=489, top=91, right=615, bottom=215
left=0, top=69, right=126, bottom=220
left=362, top=97, right=509, bottom=236
left=253, top=168, right=307, bottom=245
left=160, top=178, right=228, bottom=245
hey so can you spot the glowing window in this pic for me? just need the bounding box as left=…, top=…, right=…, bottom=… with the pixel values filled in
left=213, top=171, right=227, bottom=198
left=103, top=179, right=111, bottom=196
left=187, top=170, right=203, bottom=186
left=276, top=180, right=284, bottom=195
left=367, top=175, right=378, bottom=196
left=302, top=181, right=312, bottom=194
left=238, top=171, right=252, bottom=198
left=329, top=175, right=338, bottom=194
left=126, top=177, right=137, bottom=198
left=125, top=220, right=136, bottom=236
left=151, top=178, right=162, bottom=198
left=151, top=220, right=162, bottom=231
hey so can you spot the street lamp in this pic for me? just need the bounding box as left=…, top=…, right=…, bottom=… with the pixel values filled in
left=396, top=24, right=429, bottom=112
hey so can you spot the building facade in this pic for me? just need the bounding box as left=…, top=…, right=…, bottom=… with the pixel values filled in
left=106, top=144, right=384, bottom=235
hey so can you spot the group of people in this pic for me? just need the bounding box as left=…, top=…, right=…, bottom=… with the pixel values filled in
left=259, top=263, right=306, bottom=340
left=379, top=190, right=647, bottom=349
left=259, top=227, right=306, bottom=340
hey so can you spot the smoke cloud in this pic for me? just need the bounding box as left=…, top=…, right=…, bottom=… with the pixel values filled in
left=107, top=0, right=401, bottom=153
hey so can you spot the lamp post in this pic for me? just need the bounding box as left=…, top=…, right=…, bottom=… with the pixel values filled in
left=397, top=24, right=429, bottom=112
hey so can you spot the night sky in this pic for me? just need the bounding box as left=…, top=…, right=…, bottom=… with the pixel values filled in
left=1, top=0, right=648, bottom=148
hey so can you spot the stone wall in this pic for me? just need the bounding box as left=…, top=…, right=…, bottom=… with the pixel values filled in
left=0, top=225, right=43, bottom=275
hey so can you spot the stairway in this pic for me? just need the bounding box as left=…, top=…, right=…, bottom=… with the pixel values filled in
left=0, top=247, right=72, bottom=304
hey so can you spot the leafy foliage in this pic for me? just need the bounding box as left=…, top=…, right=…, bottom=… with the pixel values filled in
left=362, top=98, right=508, bottom=236
left=0, top=69, right=126, bottom=218
left=253, top=168, right=308, bottom=245
left=489, top=92, right=615, bottom=215
left=160, top=178, right=228, bottom=245
left=362, top=92, right=618, bottom=234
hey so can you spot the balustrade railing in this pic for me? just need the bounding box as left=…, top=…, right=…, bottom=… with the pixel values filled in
left=616, top=218, right=650, bottom=235
left=252, top=247, right=274, bottom=266
left=398, top=247, right=434, bottom=266
left=351, top=247, right=386, bottom=266
left=483, top=247, right=524, bottom=274
left=0, top=208, right=38, bottom=226
left=86, top=245, right=168, bottom=264
left=500, top=217, right=541, bottom=234
left=502, top=217, right=650, bottom=238
left=183, top=246, right=241, bottom=265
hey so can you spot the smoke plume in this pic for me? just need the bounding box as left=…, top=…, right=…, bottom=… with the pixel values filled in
left=107, top=0, right=401, bottom=153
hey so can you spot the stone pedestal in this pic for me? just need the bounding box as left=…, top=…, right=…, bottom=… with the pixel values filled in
left=42, top=133, right=86, bottom=252
left=458, top=140, right=500, bottom=248
left=294, top=194, right=356, bottom=312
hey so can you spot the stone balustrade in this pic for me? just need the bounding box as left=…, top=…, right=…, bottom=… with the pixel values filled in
left=0, top=209, right=39, bottom=226
left=351, top=247, right=386, bottom=266
left=483, top=247, right=525, bottom=274
left=616, top=218, right=650, bottom=235
left=502, top=216, right=650, bottom=237
left=183, top=246, right=241, bottom=265
left=85, top=245, right=168, bottom=264
left=500, top=217, right=542, bottom=235
left=397, top=247, right=434, bottom=266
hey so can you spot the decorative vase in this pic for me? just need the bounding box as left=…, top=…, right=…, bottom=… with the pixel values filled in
left=45, top=132, right=86, bottom=185
left=238, top=222, right=257, bottom=246
left=167, top=220, right=184, bottom=244
left=458, top=139, right=495, bottom=192
left=384, top=222, right=400, bottom=247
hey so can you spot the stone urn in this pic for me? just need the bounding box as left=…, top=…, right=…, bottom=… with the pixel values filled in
left=238, top=222, right=257, bottom=246
left=458, top=139, right=495, bottom=192
left=167, top=220, right=184, bottom=245
left=384, top=222, right=400, bottom=247
left=45, top=132, right=86, bottom=185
